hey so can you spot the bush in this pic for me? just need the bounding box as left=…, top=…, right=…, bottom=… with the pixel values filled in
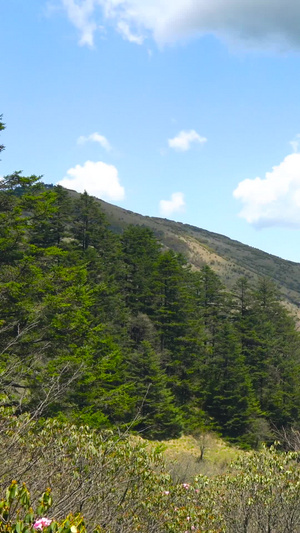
left=2, top=408, right=300, bottom=532
left=0, top=481, right=88, bottom=533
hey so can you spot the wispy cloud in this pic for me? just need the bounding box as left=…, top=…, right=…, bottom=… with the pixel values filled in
left=117, top=20, right=144, bottom=44
left=77, top=132, right=111, bottom=151
left=233, top=152, right=300, bottom=228
left=159, top=192, right=185, bottom=217
left=289, top=134, right=300, bottom=153
left=60, top=0, right=300, bottom=50
left=61, top=0, right=97, bottom=47
left=58, top=160, right=125, bottom=201
left=168, top=130, right=207, bottom=152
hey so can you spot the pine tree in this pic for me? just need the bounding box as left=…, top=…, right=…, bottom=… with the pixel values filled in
left=121, top=225, right=161, bottom=315
left=0, top=114, right=5, bottom=155
left=233, top=277, right=300, bottom=429
left=125, top=341, right=182, bottom=439
left=151, top=250, right=188, bottom=353
left=204, top=322, right=258, bottom=443
left=199, top=265, right=230, bottom=346
left=249, top=278, right=300, bottom=427
left=71, top=191, right=108, bottom=252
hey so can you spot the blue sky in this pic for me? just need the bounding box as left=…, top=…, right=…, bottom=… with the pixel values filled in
left=2, top=1, right=300, bottom=262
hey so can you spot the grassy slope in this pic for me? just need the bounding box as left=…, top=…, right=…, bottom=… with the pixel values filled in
left=141, top=433, right=240, bottom=482
left=67, top=188, right=300, bottom=314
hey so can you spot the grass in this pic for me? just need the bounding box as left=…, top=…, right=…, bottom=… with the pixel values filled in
left=142, top=433, right=241, bottom=483
left=65, top=187, right=300, bottom=318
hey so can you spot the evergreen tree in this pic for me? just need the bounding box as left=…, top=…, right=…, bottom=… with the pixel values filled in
left=2, top=129, right=300, bottom=444
left=28, top=184, right=73, bottom=248
left=199, top=265, right=230, bottom=346
left=204, top=322, right=258, bottom=443
left=121, top=225, right=161, bottom=315
left=125, top=341, right=182, bottom=439
left=65, top=332, right=134, bottom=427
left=234, top=277, right=300, bottom=429
left=249, top=278, right=300, bottom=427
left=71, top=191, right=108, bottom=252
left=0, top=114, right=5, bottom=155
left=151, top=250, right=188, bottom=353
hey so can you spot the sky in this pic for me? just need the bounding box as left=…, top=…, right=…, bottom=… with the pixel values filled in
left=2, top=1, right=300, bottom=262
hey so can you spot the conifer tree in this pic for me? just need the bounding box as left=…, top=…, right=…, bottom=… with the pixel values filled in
left=125, top=341, right=182, bottom=439
left=71, top=191, right=108, bottom=252
left=151, top=250, right=188, bottom=353
left=121, top=225, right=161, bottom=315
left=0, top=114, right=5, bottom=155
left=199, top=265, right=230, bottom=346
left=204, top=322, right=258, bottom=443
left=249, top=278, right=300, bottom=427
left=28, top=184, right=73, bottom=248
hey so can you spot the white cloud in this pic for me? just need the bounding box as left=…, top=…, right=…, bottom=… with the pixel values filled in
left=117, top=20, right=144, bottom=44
left=61, top=0, right=98, bottom=47
left=289, top=134, right=300, bottom=153
left=233, top=152, right=300, bottom=228
left=77, top=132, right=111, bottom=151
left=58, top=160, right=125, bottom=201
left=168, top=130, right=207, bottom=152
left=61, top=0, right=300, bottom=50
left=159, top=192, right=185, bottom=217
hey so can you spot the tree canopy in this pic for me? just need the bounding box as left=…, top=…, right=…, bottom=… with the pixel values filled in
left=1, top=170, right=300, bottom=445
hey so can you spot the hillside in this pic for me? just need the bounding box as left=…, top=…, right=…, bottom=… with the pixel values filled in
left=3, top=177, right=300, bottom=449
left=67, top=189, right=300, bottom=311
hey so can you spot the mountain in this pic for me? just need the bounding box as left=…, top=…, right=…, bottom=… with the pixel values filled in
left=4, top=178, right=300, bottom=446
left=67, top=188, right=300, bottom=315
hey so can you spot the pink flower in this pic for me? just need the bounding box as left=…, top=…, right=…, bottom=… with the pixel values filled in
left=33, top=518, right=52, bottom=530
left=182, top=483, right=190, bottom=489
left=163, top=490, right=170, bottom=495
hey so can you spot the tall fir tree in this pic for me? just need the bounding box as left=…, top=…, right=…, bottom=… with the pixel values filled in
left=203, top=322, right=259, bottom=444
left=121, top=225, right=161, bottom=315
left=125, top=341, right=182, bottom=439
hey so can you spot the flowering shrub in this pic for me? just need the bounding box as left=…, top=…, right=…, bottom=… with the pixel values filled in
left=1, top=411, right=300, bottom=532
left=0, top=481, right=89, bottom=533
left=33, top=518, right=52, bottom=530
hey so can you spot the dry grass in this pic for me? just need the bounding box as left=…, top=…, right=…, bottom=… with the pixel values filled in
left=66, top=187, right=300, bottom=316
left=140, top=433, right=241, bottom=483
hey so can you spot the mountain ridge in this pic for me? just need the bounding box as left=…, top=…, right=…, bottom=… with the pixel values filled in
left=65, top=187, right=300, bottom=312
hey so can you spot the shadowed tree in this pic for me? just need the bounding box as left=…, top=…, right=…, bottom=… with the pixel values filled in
left=204, top=322, right=259, bottom=444
left=125, top=341, right=182, bottom=439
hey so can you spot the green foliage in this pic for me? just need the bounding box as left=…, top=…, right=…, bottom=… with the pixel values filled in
left=71, top=191, right=108, bottom=253
left=1, top=167, right=300, bottom=443
left=0, top=412, right=175, bottom=532
left=3, top=116, right=300, bottom=532
left=0, top=115, right=5, bottom=155
left=2, top=414, right=300, bottom=532
left=0, top=481, right=88, bottom=533
left=121, top=225, right=161, bottom=315
left=125, top=341, right=182, bottom=439
left=203, top=322, right=259, bottom=445
left=212, top=445, right=300, bottom=532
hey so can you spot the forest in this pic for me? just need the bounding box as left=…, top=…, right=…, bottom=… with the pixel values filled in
left=2, top=170, right=300, bottom=444
left=2, top=117, right=300, bottom=532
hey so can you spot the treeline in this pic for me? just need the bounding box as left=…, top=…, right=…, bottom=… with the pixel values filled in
left=1, top=172, right=300, bottom=446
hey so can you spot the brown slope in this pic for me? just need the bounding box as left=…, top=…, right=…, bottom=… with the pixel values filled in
left=66, top=189, right=300, bottom=312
